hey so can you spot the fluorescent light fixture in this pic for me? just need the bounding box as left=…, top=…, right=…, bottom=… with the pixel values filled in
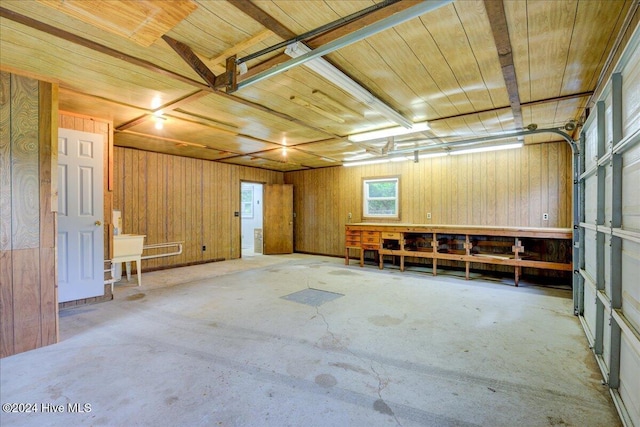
left=343, top=159, right=392, bottom=167
left=415, top=152, right=448, bottom=160
left=285, top=42, right=412, bottom=128
left=239, top=0, right=453, bottom=125
left=450, top=142, right=523, bottom=156
left=343, top=154, right=423, bottom=167
left=348, top=121, right=430, bottom=142
left=343, top=143, right=523, bottom=166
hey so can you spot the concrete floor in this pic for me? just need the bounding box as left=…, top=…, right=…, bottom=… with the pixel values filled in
left=1, top=254, right=620, bottom=426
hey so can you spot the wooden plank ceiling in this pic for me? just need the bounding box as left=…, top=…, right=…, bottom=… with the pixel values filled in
left=0, top=0, right=634, bottom=171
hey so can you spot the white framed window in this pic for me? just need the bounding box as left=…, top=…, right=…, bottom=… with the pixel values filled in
left=363, top=176, right=399, bottom=219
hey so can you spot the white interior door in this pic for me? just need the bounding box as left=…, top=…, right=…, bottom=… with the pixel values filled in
left=241, top=182, right=263, bottom=254
left=58, top=129, right=104, bottom=302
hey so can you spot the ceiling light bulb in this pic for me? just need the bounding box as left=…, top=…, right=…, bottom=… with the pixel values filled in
left=153, top=115, right=166, bottom=130
left=151, top=96, right=162, bottom=110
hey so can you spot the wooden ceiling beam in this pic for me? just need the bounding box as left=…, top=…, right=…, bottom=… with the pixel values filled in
left=228, top=0, right=297, bottom=40
left=207, top=29, right=273, bottom=67
left=37, top=0, right=197, bottom=47
left=221, top=145, right=340, bottom=166
left=238, top=1, right=421, bottom=83
left=116, top=90, right=210, bottom=131
left=162, top=35, right=220, bottom=89
left=0, top=7, right=337, bottom=138
left=239, top=53, right=288, bottom=82
left=117, top=129, right=224, bottom=151
left=312, top=90, right=363, bottom=118
left=289, top=96, right=345, bottom=123
left=429, top=91, right=594, bottom=124
left=484, top=0, right=524, bottom=131
left=307, top=1, right=422, bottom=46
left=162, top=35, right=236, bottom=91
left=0, top=7, right=209, bottom=91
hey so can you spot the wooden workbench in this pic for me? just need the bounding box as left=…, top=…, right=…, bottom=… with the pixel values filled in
left=345, top=223, right=572, bottom=286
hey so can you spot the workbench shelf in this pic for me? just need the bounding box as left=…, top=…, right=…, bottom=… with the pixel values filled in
left=345, top=224, right=572, bottom=286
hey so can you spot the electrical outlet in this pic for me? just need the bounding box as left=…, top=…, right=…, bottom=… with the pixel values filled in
left=202, top=245, right=206, bottom=251
left=543, top=213, right=549, bottom=221
left=348, top=212, right=352, bottom=219
left=427, top=212, right=432, bottom=219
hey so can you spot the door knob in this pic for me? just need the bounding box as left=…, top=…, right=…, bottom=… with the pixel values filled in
left=95, top=220, right=102, bottom=226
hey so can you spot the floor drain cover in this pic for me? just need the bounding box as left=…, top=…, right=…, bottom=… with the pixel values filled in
left=281, top=288, right=344, bottom=307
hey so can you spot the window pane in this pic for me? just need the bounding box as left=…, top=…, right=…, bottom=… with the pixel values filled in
left=241, top=189, right=252, bottom=202
left=368, top=199, right=396, bottom=215
left=363, top=177, right=399, bottom=218
left=241, top=187, right=253, bottom=218
left=368, top=181, right=396, bottom=198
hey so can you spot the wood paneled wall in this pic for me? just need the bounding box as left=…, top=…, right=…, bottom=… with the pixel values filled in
left=0, top=72, right=58, bottom=357
left=112, top=147, right=283, bottom=270
left=285, top=142, right=573, bottom=257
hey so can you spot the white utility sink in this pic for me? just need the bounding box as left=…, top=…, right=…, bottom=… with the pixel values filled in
left=113, top=234, right=145, bottom=286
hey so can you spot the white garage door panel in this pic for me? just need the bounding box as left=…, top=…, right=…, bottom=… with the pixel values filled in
left=584, top=229, right=598, bottom=282
left=622, top=239, right=640, bottom=333
left=622, top=44, right=640, bottom=139
left=622, top=144, right=640, bottom=232
left=584, top=175, right=598, bottom=224
left=581, top=26, right=640, bottom=427
left=620, top=333, right=640, bottom=427
left=583, top=282, right=597, bottom=344
left=584, top=119, right=599, bottom=171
